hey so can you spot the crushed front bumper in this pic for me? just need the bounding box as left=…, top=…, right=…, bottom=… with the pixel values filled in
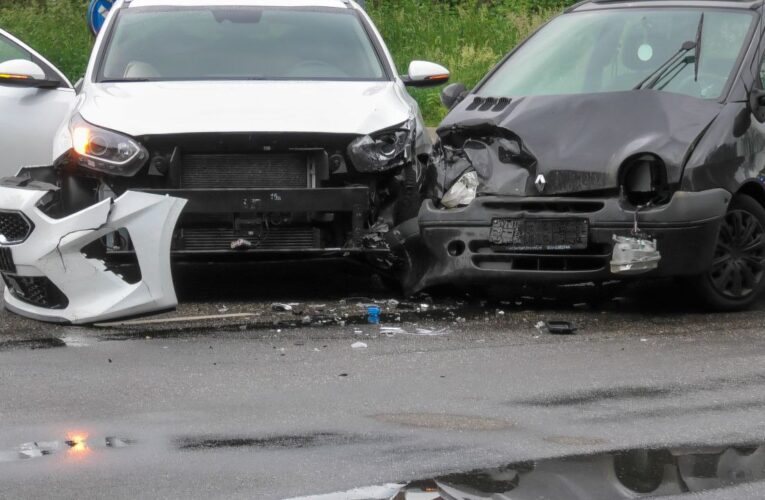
left=412, top=189, right=730, bottom=291
left=0, top=181, right=186, bottom=324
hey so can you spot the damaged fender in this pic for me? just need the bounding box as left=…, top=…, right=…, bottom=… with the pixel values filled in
left=0, top=182, right=186, bottom=324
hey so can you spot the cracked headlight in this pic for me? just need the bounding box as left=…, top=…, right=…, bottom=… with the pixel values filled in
left=347, top=119, right=414, bottom=173
left=70, top=115, right=148, bottom=176
left=442, top=171, right=478, bottom=209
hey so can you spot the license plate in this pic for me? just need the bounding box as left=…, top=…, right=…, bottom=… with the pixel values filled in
left=0, top=246, right=15, bottom=273
left=489, top=218, right=588, bottom=250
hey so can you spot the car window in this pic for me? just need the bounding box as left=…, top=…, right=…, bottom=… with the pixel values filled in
left=0, top=33, right=32, bottom=65
left=478, top=9, right=754, bottom=100
left=99, top=7, right=387, bottom=82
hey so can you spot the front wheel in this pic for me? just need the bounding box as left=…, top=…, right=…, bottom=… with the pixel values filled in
left=693, top=194, right=765, bottom=311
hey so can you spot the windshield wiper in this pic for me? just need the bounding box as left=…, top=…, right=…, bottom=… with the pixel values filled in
left=694, top=13, right=705, bottom=81
left=634, top=40, right=696, bottom=90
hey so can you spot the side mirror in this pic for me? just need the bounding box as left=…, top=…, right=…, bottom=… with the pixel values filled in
left=441, top=82, right=468, bottom=109
left=0, top=59, right=61, bottom=89
left=401, top=60, right=450, bottom=88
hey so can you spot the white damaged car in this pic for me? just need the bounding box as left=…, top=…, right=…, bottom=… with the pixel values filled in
left=0, top=0, right=449, bottom=323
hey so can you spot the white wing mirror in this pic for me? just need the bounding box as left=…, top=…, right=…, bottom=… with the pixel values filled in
left=402, top=60, right=450, bottom=88
left=0, top=59, right=61, bottom=89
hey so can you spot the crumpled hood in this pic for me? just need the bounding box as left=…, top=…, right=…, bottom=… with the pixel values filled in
left=437, top=91, right=723, bottom=196
left=78, top=81, right=410, bottom=137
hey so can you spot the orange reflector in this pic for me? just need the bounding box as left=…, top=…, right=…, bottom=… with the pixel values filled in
left=0, top=73, right=29, bottom=80
left=73, top=127, right=90, bottom=155
left=426, top=74, right=450, bottom=81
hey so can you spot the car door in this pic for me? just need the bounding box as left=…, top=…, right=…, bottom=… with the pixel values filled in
left=0, top=28, right=76, bottom=177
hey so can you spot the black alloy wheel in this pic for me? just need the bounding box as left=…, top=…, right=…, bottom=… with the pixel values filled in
left=696, top=194, right=765, bottom=311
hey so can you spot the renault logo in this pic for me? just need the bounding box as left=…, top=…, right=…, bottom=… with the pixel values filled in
left=535, top=174, right=546, bottom=193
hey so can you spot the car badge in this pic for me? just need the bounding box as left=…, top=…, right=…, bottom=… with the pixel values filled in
left=535, top=174, right=546, bottom=193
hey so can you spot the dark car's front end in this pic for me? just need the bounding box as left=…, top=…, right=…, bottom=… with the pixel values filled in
left=407, top=1, right=762, bottom=302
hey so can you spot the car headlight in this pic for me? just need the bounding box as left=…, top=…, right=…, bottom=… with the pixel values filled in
left=442, top=170, right=478, bottom=209
left=347, top=119, right=415, bottom=173
left=70, top=115, right=148, bottom=176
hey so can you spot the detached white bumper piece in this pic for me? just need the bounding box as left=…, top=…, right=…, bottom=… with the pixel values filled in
left=0, top=183, right=186, bottom=324
left=610, top=235, right=661, bottom=275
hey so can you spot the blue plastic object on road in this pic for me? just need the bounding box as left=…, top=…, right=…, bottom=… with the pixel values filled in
left=87, top=0, right=115, bottom=36
left=367, top=306, right=380, bottom=325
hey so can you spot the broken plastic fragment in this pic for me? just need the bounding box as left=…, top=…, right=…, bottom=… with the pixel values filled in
left=442, top=170, right=479, bottom=208
left=546, top=321, right=577, bottom=335
left=230, top=238, right=253, bottom=250
left=610, top=235, right=661, bottom=275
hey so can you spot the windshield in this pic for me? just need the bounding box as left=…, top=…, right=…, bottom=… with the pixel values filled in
left=98, top=7, right=387, bottom=82
left=478, top=8, right=754, bottom=100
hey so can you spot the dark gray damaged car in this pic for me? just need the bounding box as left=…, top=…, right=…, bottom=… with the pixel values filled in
left=396, top=0, right=765, bottom=310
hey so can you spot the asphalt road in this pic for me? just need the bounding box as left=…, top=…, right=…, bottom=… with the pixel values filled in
left=2, top=262, right=765, bottom=498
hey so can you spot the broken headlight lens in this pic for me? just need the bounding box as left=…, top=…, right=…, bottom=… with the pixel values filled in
left=70, top=115, right=148, bottom=177
left=347, top=119, right=414, bottom=173
left=442, top=170, right=479, bottom=209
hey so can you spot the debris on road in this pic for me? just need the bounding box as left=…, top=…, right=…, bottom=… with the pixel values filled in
left=367, top=306, right=381, bottom=325
left=272, top=303, right=294, bottom=312
left=535, top=321, right=577, bottom=335
left=546, top=321, right=577, bottom=335
left=380, top=326, right=448, bottom=337
left=351, top=342, right=368, bottom=349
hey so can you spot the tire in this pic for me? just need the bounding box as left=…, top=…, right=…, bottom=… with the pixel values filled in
left=693, top=194, right=765, bottom=311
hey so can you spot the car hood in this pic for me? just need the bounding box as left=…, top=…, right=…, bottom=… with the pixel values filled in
left=436, top=91, right=724, bottom=196
left=78, top=81, right=410, bottom=137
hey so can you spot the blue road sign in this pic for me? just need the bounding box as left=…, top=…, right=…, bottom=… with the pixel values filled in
left=87, top=0, right=115, bottom=36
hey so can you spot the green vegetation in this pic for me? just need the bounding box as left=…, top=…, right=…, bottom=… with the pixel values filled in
left=0, top=0, right=93, bottom=81
left=0, top=0, right=575, bottom=124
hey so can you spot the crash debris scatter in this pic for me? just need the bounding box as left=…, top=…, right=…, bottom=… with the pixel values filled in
left=0, top=435, right=135, bottom=463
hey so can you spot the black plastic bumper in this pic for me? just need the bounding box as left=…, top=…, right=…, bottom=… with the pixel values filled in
left=412, top=189, right=730, bottom=290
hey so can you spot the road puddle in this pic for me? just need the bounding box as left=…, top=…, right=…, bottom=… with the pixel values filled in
left=175, top=432, right=362, bottom=451
left=0, top=338, right=66, bottom=351
left=291, top=443, right=765, bottom=499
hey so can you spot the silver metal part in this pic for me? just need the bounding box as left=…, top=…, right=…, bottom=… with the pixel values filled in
left=610, top=235, right=661, bottom=275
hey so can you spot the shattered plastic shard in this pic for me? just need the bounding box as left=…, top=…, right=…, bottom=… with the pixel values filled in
left=0, top=186, right=186, bottom=324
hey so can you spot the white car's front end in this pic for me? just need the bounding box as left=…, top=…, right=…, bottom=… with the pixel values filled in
left=0, top=0, right=449, bottom=324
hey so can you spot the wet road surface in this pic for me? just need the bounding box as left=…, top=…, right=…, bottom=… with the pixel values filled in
left=2, top=262, right=765, bottom=498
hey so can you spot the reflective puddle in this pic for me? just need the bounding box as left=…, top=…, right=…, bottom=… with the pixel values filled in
left=291, top=444, right=765, bottom=499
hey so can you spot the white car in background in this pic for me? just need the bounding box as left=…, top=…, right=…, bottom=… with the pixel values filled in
left=0, top=0, right=449, bottom=324
left=0, top=28, right=76, bottom=176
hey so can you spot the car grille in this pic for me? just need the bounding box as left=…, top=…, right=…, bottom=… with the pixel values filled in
left=181, top=153, right=309, bottom=189
left=470, top=243, right=611, bottom=272
left=3, top=274, right=68, bottom=309
left=178, top=226, right=319, bottom=251
left=0, top=211, right=32, bottom=244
